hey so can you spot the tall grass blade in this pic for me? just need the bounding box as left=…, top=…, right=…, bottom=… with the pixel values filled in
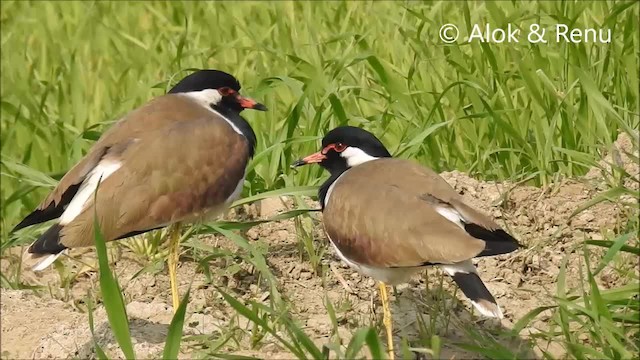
left=216, top=288, right=303, bottom=358
left=345, top=327, right=385, bottom=359
left=162, top=288, right=190, bottom=360
left=87, top=293, right=109, bottom=360
left=590, top=233, right=633, bottom=275
left=93, top=186, right=136, bottom=359
left=229, top=186, right=318, bottom=208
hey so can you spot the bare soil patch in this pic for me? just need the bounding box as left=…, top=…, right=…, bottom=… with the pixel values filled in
left=1, top=132, right=637, bottom=359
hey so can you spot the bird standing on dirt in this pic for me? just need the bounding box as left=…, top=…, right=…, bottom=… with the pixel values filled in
left=292, top=126, right=522, bottom=359
left=12, top=69, right=267, bottom=311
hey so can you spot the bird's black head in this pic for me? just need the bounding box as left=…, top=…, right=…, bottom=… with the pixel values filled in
left=168, top=69, right=267, bottom=112
left=292, top=126, right=392, bottom=175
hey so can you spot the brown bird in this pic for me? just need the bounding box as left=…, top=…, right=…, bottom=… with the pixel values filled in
left=12, top=69, right=267, bottom=310
left=293, top=126, right=521, bottom=358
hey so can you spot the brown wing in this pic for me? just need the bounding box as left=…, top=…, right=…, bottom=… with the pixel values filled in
left=59, top=113, right=249, bottom=247
left=13, top=95, right=216, bottom=231
left=323, top=158, right=493, bottom=267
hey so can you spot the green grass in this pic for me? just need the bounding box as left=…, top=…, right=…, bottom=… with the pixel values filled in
left=90, top=201, right=191, bottom=360
left=1, top=1, right=638, bottom=359
left=2, top=1, right=638, bottom=229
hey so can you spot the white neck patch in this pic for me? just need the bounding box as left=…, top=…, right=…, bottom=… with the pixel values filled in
left=341, top=146, right=379, bottom=167
left=183, top=89, right=223, bottom=106
left=324, top=172, right=346, bottom=208
left=181, top=90, right=243, bottom=136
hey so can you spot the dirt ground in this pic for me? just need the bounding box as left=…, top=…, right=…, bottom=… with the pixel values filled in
left=1, top=132, right=638, bottom=359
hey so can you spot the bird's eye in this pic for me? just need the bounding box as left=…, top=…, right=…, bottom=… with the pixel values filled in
left=333, top=143, right=347, bottom=152
left=218, top=87, right=234, bottom=96
left=321, top=142, right=348, bottom=154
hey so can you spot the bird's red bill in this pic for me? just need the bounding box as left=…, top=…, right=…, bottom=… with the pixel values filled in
left=303, top=152, right=327, bottom=164
left=237, top=95, right=267, bottom=111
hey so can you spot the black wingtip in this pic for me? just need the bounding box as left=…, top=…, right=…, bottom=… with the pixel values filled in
left=12, top=202, right=63, bottom=234
left=28, top=223, right=67, bottom=255
left=11, top=209, right=46, bottom=234
left=464, top=223, right=522, bottom=257
left=12, top=183, right=82, bottom=234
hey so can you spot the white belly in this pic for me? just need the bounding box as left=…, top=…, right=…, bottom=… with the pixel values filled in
left=327, top=235, right=422, bottom=285
left=324, top=175, right=423, bottom=285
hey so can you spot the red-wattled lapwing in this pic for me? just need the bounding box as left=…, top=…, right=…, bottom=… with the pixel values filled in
left=12, top=69, right=267, bottom=311
left=293, top=126, right=521, bottom=358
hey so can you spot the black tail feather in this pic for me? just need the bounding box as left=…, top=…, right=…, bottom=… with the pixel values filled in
left=450, top=272, right=503, bottom=318
left=451, top=272, right=496, bottom=304
left=28, top=223, right=67, bottom=255
left=464, top=223, right=523, bottom=257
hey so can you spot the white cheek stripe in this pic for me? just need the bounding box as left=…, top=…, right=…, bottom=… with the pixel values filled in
left=182, top=90, right=243, bottom=135
left=183, top=88, right=223, bottom=106
left=59, top=160, right=122, bottom=225
left=341, top=147, right=379, bottom=167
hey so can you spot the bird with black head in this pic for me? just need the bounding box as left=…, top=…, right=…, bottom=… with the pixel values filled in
left=13, top=69, right=267, bottom=311
left=294, top=126, right=522, bottom=358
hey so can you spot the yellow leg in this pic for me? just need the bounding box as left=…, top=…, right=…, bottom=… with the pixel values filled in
left=168, top=222, right=182, bottom=313
left=379, top=282, right=395, bottom=360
